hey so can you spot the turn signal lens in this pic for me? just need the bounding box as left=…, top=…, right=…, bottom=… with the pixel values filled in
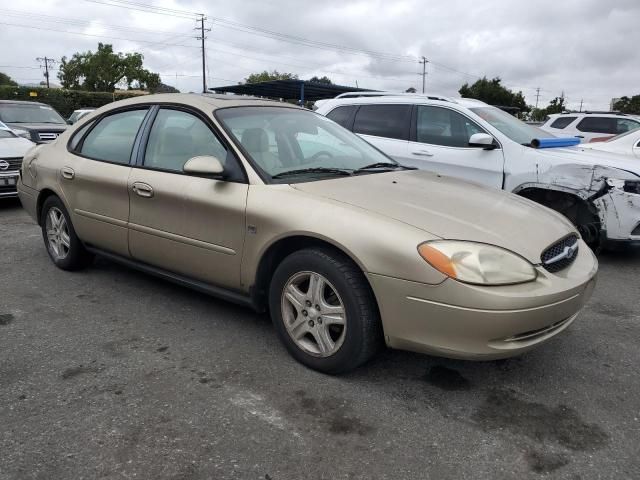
left=418, top=241, right=537, bottom=286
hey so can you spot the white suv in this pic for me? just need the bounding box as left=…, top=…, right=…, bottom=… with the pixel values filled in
left=315, top=93, right=640, bottom=248
left=540, top=112, right=640, bottom=143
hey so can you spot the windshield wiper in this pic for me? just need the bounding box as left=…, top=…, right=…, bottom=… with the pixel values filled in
left=353, top=162, right=417, bottom=174
left=272, top=167, right=353, bottom=179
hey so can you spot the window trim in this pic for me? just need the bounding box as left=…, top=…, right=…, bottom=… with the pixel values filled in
left=67, top=105, right=153, bottom=166
left=410, top=104, right=501, bottom=150
left=352, top=103, right=412, bottom=141
left=135, top=103, right=248, bottom=184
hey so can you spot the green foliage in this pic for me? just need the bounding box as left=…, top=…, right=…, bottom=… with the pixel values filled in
left=58, top=43, right=160, bottom=93
left=529, top=97, right=566, bottom=121
left=613, top=95, right=640, bottom=114
left=0, top=72, right=18, bottom=86
left=308, top=76, right=332, bottom=85
left=405, top=87, right=417, bottom=93
left=244, top=70, right=298, bottom=84
left=459, top=77, right=529, bottom=113
left=0, top=85, right=146, bottom=117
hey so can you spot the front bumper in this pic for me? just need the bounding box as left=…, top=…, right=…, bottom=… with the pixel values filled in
left=368, top=240, right=598, bottom=360
left=0, top=170, right=20, bottom=198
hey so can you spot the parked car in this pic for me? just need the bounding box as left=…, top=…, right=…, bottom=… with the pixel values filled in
left=540, top=111, right=640, bottom=143
left=0, top=120, right=35, bottom=198
left=579, top=128, right=640, bottom=159
left=18, top=94, right=597, bottom=373
left=315, top=93, right=640, bottom=249
left=67, top=108, right=96, bottom=125
left=0, top=100, right=67, bottom=143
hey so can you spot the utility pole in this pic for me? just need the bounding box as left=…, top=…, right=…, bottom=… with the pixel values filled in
left=420, top=56, right=428, bottom=93
left=534, top=87, right=541, bottom=109
left=36, top=57, right=56, bottom=88
left=195, top=15, right=210, bottom=94
left=579, top=98, right=583, bottom=112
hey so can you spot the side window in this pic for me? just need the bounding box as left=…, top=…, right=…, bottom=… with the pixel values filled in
left=416, top=106, right=486, bottom=147
left=353, top=104, right=411, bottom=140
left=549, top=116, right=576, bottom=129
left=69, top=121, right=95, bottom=150
left=576, top=117, right=616, bottom=134
left=326, top=105, right=356, bottom=129
left=617, top=118, right=640, bottom=134
left=80, top=109, right=147, bottom=164
left=144, top=109, right=227, bottom=172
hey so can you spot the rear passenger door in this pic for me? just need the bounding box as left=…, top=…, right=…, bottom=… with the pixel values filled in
left=351, top=104, right=412, bottom=163
left=408, top=105, right=504, bottom=188
left=63, top=107, right=150, bottom=257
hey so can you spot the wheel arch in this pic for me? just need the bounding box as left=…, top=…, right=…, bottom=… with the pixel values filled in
left=36, top=188, right=65, bottom=225
left=250, top=234, right=374, bottom=312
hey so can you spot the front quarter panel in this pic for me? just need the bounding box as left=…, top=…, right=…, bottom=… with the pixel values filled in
left=241, top=184, right=448, bottom=289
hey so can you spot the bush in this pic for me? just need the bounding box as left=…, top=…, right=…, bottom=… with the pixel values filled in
left=0, top=86, right=148, bottom=117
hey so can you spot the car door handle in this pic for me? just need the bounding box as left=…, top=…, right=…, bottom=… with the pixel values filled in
left=412, top=150, right=434, bottom=157
left=61, top=167, right=75, bottom=180
left=575, top=135, right=584, bottom=139
left=132, top=182, right=154, bottom=198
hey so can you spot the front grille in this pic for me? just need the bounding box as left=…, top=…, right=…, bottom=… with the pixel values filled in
left=38, top=132, right=59, bottom=141
left=505, top=315, right=575, bottom=343
left=541, top=234, right=579, bottom=273
left=0, top=157, right=22, bottom=171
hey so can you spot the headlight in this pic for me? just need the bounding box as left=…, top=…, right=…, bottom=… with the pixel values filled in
left=417, top=241, right=537, bottom=286
left=11, top=128, right=31, bottom=139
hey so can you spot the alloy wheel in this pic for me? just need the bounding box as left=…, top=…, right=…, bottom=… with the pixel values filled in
left=45, top=207, right=71, bottom=260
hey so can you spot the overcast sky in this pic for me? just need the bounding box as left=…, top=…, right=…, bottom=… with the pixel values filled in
left=1, top=0, right=638, bottom=110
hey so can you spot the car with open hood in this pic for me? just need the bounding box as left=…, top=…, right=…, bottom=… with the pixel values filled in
left=17, top=93, right=597, bottom=373
left=316, top=93, right=640, bottom=249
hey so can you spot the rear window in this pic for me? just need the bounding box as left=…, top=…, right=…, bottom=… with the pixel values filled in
left=549, top=116, right=576, bottom=129
left=353, top=104, right=411, bottom=141
left=326, top=105, right=356, bottom=129
left=576, top=117, right=616, bottom=134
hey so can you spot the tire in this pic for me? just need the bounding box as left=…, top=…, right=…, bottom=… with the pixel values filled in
left=40, top=196, right=93, bottom=271
left=269, top=247, right=383, bottom=374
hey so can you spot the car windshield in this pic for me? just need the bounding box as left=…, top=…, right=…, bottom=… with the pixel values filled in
left=0, top=103, right=66, bottom=124
left=470, top=106, right=553, bottom=146
left=216, top=106, right=399, bottom=183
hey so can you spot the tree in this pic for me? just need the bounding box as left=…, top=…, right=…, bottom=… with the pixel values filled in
left=58, top=43, right=160, bottom=92
left=613, top=95, right=640, bottom=114
left=244, top=70, right=298, bottom=84
left=459, top=77, right=529, bottom=113
left=154, top=82, right=180, bottom=93
left=545, top=96, right=566, bottom=115
left=0, top=72, right=18, bottom=86
left=405, top=87, right=417, bottom=93
left=309, top=76, right=332, bottom=84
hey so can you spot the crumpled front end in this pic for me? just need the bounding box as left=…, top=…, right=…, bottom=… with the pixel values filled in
left=593, top=178, right=640, bottom=242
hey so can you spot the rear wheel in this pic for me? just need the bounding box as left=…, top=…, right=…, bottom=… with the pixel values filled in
left=41, top=196, right=93, bottom=270
left=269, top=248, right=382, bottom=374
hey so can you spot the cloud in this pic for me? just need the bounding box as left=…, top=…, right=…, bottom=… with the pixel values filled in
left=0, top=0, right=637, bottom=110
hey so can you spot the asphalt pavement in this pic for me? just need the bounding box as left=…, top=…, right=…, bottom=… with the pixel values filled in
left=1, top=198, right=639, bottom=480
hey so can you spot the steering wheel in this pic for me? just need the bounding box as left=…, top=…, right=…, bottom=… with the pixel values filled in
left=308, top=150, right=334, bottom=161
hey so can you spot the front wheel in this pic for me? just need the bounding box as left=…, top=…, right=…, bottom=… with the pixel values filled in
left=269, top=248, right=382, bottom=374
left=41, top=196, right=93, bottom=270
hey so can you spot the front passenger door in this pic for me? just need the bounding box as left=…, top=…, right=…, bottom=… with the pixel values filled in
left=128, top=107, right=248, bottom=289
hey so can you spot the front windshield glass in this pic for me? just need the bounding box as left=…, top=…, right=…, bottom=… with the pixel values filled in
left=0, top=103, right=66, bottom=124
left=470, top=106, right=552, bottom=146
left=216, top=106, right=398, bottom=183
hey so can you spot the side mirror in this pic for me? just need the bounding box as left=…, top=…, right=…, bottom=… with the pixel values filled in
left=183, top=155, right=226, bottom=179
left=469, top=133, right=497, bottom=150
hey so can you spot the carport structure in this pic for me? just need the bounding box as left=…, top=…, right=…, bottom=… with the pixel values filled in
left=210, top=79, right=376, bottom=104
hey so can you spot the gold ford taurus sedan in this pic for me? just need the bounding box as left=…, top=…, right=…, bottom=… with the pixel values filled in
left=17, top=94, right=598, bottom=373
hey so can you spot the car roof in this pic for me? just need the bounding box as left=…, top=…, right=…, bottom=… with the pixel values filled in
left=99, top=93, right=304, bottom=111
left=0, top=100, right=49, bottom=106
left=318, top=93, right=489, bottom=109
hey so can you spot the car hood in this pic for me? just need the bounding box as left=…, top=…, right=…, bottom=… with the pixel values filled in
left=0, top=137, right=34, bottom=156
left=533, top=146, right=640, bottom=177
left=292, top=170, right=575, bottom=263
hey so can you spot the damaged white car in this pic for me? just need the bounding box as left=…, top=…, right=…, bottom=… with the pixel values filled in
left=316, top=93, right=640, bottom=249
